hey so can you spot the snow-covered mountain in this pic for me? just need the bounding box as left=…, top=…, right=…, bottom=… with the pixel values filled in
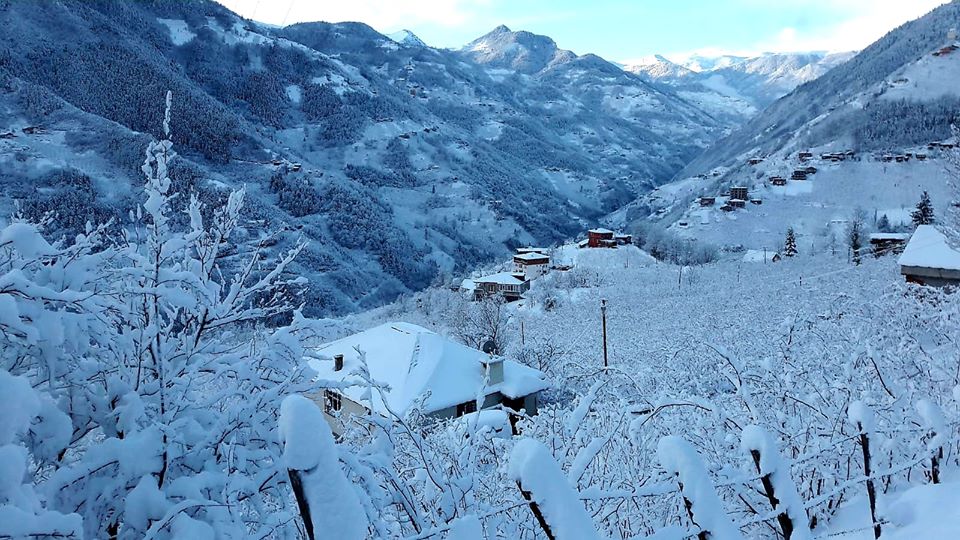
left=627, top=51, right=854, bottom=111
left=386, top=29, right=427, bottom=48
left=614, top=3, right=960, bottom=257
left=0, top=1, right=735, bottom=316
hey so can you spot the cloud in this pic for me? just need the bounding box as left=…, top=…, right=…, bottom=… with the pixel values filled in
left=217, top=0, right=491, bottom=30
left=756, top=0, right=949, bottom=53
left=661, top=0, right=949, bottom=62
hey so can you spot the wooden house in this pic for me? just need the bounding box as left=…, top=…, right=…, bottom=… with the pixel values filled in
left=729, top=199, right=746, bottom=209
left=699, top=196, right=716, bottom=207
left=750, top=199, right=763, bottom=205
left=614, top=233, right=633, bottom=246
left=869, top=233, right=910, bottom=257
left=729, top=186, right=749, bottom=200
left=791, top=170, right=808, bottom=180
left=748, top=157, right=764, bottom=166
left=770, top=176, right=787, bottom=186
left=798, top=151, right=813, bottom=162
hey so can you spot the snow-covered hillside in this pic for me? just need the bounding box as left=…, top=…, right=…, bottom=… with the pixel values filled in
left=620, top=3, right=960, bottom=256
left=678, top=2, right=960, bottom=181
left=0, top=1, right=735, bottom=316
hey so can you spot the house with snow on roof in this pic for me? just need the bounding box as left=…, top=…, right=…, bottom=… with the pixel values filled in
left=471, top=271, right=530, bottom=301
left=899, top=225, right=960, bottom=287
left=307, top=322, right=549, bottom=435
left=513, top=251, right=550, bottom=279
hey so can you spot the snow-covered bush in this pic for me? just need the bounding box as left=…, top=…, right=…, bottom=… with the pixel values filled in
left=0, top=92, right=315, bottom=538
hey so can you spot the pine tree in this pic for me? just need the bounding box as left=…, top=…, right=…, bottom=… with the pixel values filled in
left=784, top=227, right=798, bottom=257
left=877, top=214, right=891, bottom=232
left=911, top=191, right=935, bottom=226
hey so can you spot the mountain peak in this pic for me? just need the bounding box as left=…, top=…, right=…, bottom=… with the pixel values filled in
left=462, top=25, right=572, bottom=74
left=386, top=29, right=426, bottom=47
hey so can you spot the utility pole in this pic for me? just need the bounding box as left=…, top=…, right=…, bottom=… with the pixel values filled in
left=601, top=298, right=608, bottom=369
left=520, top=318, right=525, bottom=347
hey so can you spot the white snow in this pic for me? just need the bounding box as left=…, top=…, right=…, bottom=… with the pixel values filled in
left=847, top=401, right=875, bottom=433
left=157, top=18, right=195, bottom=46
left=285, top=84, right=302, bottom=104
left=308, top=322, right=548, bottom=415
left=657, top=436, right=743, bottom=539
left=742, top=249, right=780, bottom=263
left=898, top=225, right=960, bottom=271
left=508, top=438, right=600, bottom=539
left=278, top=395, right=367, bottom=540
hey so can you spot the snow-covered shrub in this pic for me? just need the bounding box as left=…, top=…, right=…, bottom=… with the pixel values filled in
left=0, top=92, right=315, bottom=538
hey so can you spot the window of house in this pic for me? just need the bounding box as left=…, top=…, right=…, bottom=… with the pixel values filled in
left=324, top=390, right=342, bottom=413
left=456, top=400, right=477, bottom=417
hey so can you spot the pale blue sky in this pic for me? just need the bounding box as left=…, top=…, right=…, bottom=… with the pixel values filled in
left=216, top=0, right=948, bottom=62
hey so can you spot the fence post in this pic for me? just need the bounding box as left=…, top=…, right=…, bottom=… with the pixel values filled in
left=916, top=400, right=947, bottom=485
left=741, top=426, right=811, bottom=540
left=658, top=436, right=744, bottom=540
left=849, top=402, right=880, bottom=539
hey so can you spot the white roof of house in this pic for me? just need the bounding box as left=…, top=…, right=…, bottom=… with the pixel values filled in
left=460, top=278, right=477, bottom=291
left=514, top=252, right=550, bottom=262
left=308, top=322, right=548, bottom=415
left=899, top=225, right=960, bottom=271
left=517, top=247, right=548, bottom=254
left=742, top=250, right=780, bottom=263
left=589, top=228, right=614, bottom=234
left=475, top=271, right=527, bottom=285
left=869, top=233, right=911, bottom=241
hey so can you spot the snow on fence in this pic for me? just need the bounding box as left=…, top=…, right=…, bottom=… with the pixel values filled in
left=416, top=399, right=954, bottom=540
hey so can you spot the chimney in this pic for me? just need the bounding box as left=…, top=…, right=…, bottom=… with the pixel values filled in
left=484, top=358, right=504, bottom=385
left=334, top=354, right=344, bottom=372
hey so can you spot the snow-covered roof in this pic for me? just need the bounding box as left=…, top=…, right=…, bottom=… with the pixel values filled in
left=517, top=247, right=548, bottom=254
left=514, top=252, right=550, bottom=262
left=869, top=233, right=911, bottom=241
left=742, top=250, right=780, bottom=263
left=474, top=271, right=527, bottom=285
left=589, top=228, right=614, bottom=235
left=308, top=323, right=548, bottom=415
left=899, top=225, right=960, bottom=271
left=460, top=278, right=477, bottom=291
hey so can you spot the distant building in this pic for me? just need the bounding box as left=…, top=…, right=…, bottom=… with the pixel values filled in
left=870, top=233, right=911, bottom=257
left=899, top=225, right=960, bottom=287
left=614, top=233, right=633, bottom=245
left=307, top=322, right=549, bottom=435
left=699, top=196, right=716, bottom=206
left=729, top=199, right=746, bottom=209
left=473, top=272, right=530, bottom=301
left=770, top=176, right=787, bottom=186
left=798, top=151, right=813, bottom=162
left=587, top=228, right=615, bottom=248
left=748, top=157, right=764, bottom=165
left=750, top=198, right=763, bottom=205
left=513, top=252, right=550, bottom=279
left=730, top=186, right=748, bottom=200
left=791, top=170, right=808, bottom=180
